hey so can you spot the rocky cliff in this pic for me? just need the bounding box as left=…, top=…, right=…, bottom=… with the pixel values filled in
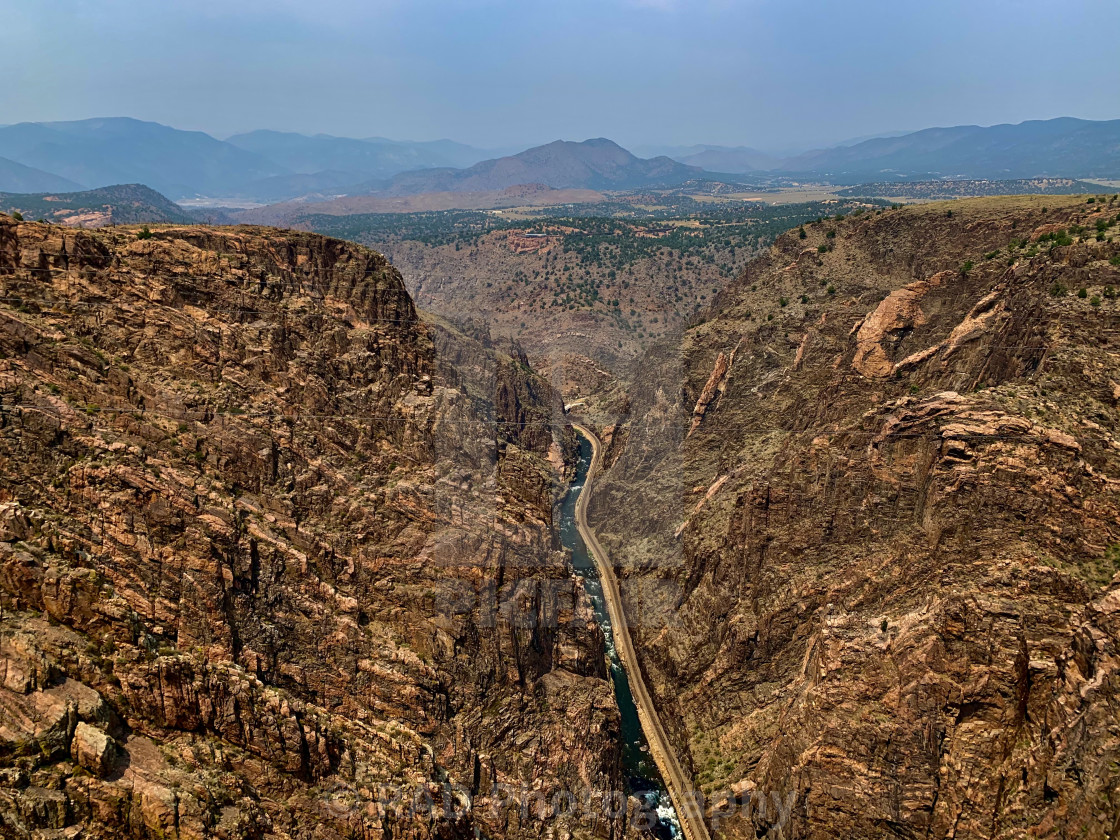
left=0, top=219, right=626, bottom=839
left=590, top=196, right=1120, bottom=838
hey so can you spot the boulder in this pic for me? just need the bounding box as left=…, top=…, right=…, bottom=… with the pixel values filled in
left=71, top=722, right=117, bottom=777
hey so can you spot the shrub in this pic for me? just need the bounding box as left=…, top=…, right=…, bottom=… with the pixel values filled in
left=798, top=226, right=807, bottom=240
left=11, top=211, right=23, bottom=221
left=800, top=294, right=809, bottom=304
left=827, top=284, right=836, bottom=295
left=825, top=230, right=836, bottom=239
left=817, top=244, right=828, bottom=254
left=1091, top=295, right=1101, bottom=307
left=960, top=260, right=974, bottom=275
left=1078, top=288, right=1088, bottom=299
left=1050, top=282, right=1067, bottom=297
left=1044, top=231, right=1073, bottom=247
left=1104, top=286, right=1117, bottom=299
left=984, top=251, right=999, bottom=260
left=779, top=297, right=789, bottom=307
left=137, top=225, right=153, bottom=240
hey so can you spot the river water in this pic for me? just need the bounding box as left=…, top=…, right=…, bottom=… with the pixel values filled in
left=558, top=435, right=681, bottom=840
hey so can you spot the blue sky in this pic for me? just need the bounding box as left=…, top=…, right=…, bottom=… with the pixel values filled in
left=2, top=0, right=1118, bottom=152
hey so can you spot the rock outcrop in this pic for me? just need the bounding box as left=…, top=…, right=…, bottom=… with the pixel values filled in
left=0, top=218, right=627, bottom=839
left=591, top=196, right=1120, bottom=838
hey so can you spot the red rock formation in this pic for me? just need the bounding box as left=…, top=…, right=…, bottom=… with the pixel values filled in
left=0, top=218, right=628, bottom=840
left=592, top=196, right=1120, bottom=838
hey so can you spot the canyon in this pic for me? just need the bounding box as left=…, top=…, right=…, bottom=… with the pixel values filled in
left=1, top=191, right=1119, bottom=839
left=590, top=195, right=1120, bottom=838
left=0, top=217, right=632, bottom=839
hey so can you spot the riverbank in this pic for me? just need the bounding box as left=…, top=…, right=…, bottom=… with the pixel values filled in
left=568, top=424, right=711, bottom=840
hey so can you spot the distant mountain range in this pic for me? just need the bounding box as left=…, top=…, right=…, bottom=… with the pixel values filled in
left=0, top=116, right=1116, bottom=204
left=221, top=130, right=494, bottom=199
left=374, top=139, right=702, bottom=196
left=644, top=119, right=1120, bottom=181
left=776, top=117, right=1120, bottom=183
left=0, top=118, right=492, bottom=200
left=631, top=144, right=780, bottom=173
left=0, top=156, right=83, bottom=193
left=0, top=118, right=281, bottom=198
left=225, top=130, right=489, bottom=177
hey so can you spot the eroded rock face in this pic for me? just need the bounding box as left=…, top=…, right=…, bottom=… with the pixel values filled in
left=591, top=197, right=1120, bottom=838
left=0, top=219, right=626, bottom=839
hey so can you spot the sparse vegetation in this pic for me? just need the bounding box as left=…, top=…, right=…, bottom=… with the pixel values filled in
left=302, top=197, right=884, bottom=355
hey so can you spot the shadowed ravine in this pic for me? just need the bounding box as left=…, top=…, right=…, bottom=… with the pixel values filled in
left=561, top=425, right=711, bottom=840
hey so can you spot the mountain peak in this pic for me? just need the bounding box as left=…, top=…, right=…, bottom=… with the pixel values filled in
left=379, top=136, right=695, bottom=196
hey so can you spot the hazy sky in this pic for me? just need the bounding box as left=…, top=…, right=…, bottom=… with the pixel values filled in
left=3, top=0, right=1118, bottom=152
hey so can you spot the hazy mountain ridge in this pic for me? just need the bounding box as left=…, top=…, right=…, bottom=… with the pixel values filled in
left=0, top=117, right=284, bottom=198
left=645, top=118, right=1120, bottom=182
left=778, top=117, right=1120, bottom=181
left=655, top=145, right=780, bottom=173
left=225, top=129, right=491, bottom=179
left=0, top=116, right=1116, bottom=206
left=0, top=156, right=83, bottom=193
left=0, top=120, right=494, bottom=201
left=376, top=138, right=703, bottom=196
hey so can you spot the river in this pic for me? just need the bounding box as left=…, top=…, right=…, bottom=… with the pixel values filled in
left=558, top=434, right=681, bottom=840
